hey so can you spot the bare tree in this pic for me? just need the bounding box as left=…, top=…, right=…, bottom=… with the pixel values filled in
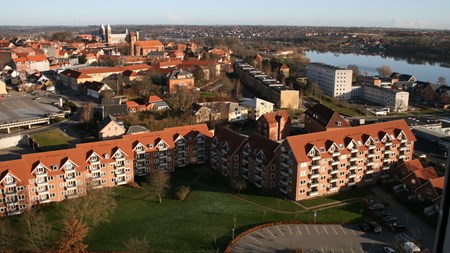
left=21, top=208, right=55, bottom=251
left=308, top=81, right=323, bottom=99
left=80, top=102, right=94, bottom=124
left=145, top=171, right=171, bottom=203
left=62, top=185, right=117, bottom=227
left=347, top=64, right=360, bottom=78
left=376, top=65, right=392, bottom=77
left=438, top=76, right=447, bottom=84
left=56, top=218, right=89, bottom=253
left=230, top=177, right=247, bottom=194
left=395, top=100, right=406, bottom=113
left=124, top=237, right=149, bottom=253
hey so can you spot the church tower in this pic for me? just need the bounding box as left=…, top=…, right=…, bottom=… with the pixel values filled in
left=100, top=24, right=105, bottom=41
left=106, top=24, right=112, bottom=44
left=128, top=31, right=137, bottom=56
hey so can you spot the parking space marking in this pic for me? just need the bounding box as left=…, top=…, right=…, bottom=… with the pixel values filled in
left=314, top=225, right=320, bottom=235
left=243, top=242, right=258, bottom=248
left=288, top=225, right=293, bottom=236
left=296, top=225, right=302, bottom=235
left=340, top=226, right=347, bottom=235
left=321, top=248, right=325, bottom=253
left=322, top=225, right=329, bottom=235
left=350, top=227, right=356, bottom=236
left=249, top=236, right=263, bottom=245
left=341, top=248, right=345, bottom=253
left=359, top=248, right=364, bottom=253
left=332, top=225, right=338, bottom=235
left=276, top=226, right=285, bottom=237
left=265, top=228, right=277, bottom=239
left=304, top=225, right=311, bottom=235
left=350, top=248, right=355, bottom=253
left=256, top=232, right=267, bottom=240
left=330, top=249, right=335, bottom=253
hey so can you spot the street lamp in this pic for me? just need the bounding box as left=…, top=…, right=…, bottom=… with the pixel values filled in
left=232, top=228, right=235, bottom=240
left=314, top=211, right=317, bottom=223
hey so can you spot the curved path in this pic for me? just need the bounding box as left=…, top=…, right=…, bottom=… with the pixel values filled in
left=229, top=223, right=395, bottom=253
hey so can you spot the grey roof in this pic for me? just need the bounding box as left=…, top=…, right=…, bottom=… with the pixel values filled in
left=98, top=114, right=124, bottom=130
left=168, top=69, right=193, bottom=80
left=126, top=125, right=149, bottom=135
left=103, top=104, right=129, bottom=118
left=102, top=97, right=121, bottom=105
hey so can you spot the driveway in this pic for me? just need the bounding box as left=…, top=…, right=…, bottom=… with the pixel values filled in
left=372, top=186, right=436, bottom=251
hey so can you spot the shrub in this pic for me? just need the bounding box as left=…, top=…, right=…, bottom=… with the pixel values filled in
left=127, top=181, right=140, bottom=189
left=176, top=185, right=191, bottom=201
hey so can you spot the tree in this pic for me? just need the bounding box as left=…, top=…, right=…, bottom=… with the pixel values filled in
left=230, top=177, right=247, bottom=194
left=145, top=171, right=171, bottom=203
left=347, top=64, right=360, bottom=78
left=80, top=102, right=94, bottom=124
left=56, top=218, right=88, bottom=253
left=0, top=219, right=15, bottom=253
left=21, top=208, right=55, bottom=251
left=438, top=76, right=447, bottom=85
left=192, top=66, right=206, bottom=87
left=376, top=65, right=392, bottom=77
left=51, top=31, right=73, bottom=41
left=78, top=54, right=87, bottom=64
left=124, top=237, right=149, bottom=253
left=308, top=81, right=323, bottom=99
left=62, top=185, right=117, bottom=227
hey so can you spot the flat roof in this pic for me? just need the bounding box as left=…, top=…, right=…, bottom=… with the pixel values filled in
left=0, top=97, right=62, bottom=124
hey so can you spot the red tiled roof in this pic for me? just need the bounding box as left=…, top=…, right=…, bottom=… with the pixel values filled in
left=286, top=119, right=416, bottom=163
left=135, top=40, right=164, bottom=48
left=148, top=95, right=163, bottom=104
left=260, top=110, right=290, bottom=127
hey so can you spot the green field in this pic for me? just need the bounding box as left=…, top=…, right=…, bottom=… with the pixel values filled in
left=29, top=129, right=73, bottom=151
left=298, top=187, right=375, bottom=208
left=7, top=166, right=374, bottom=252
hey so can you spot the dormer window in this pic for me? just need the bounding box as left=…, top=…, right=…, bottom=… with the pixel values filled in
left=148, top=144, right=153, bottom=149
left=4, top=176, right=13, bottom=184
left=90, top=156, right=99, bottom=162
left=136, top=145, right=144, bottom=151
left=52, top=165, right=58, bottom=171
left=65, top=163, right=73, bottom=170
left=104, top=154, right=110, bottom=159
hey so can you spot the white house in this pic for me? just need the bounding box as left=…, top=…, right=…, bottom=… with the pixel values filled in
left=83, top=81, right=113, bottom=99
left=239, top=97, right=274, bottom=120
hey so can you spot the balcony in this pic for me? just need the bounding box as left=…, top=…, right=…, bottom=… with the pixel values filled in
left=255, top=181, right=263, bottom=188
left=310, top=164, right=320, bottom=170
left=135, top=156, right=146, bottom=162
left=383, top=158, right=390, bottom=163
left=347, top=181, right=357, bottom=186
left=65, top=175, right=76, bottom=182
left=309, top=181, right=319, bottom=187
left=4, top=181, right=16, bottom=187
left=280, top=186, right=288, bottom=194
left=255, top=174, right=263, bottom=181
left=5, top=190, right=17, bottom=197
left=328, top=186, right=339, bottom=192
left=329, top=168, right=339, bottom=174
left=135, top=148, right=145, bottom=154
left=366, top=161, right=374, bottom=166
left=66, top=184, right=77, bottom=190
left=115, top=155, right=125, bottom=161
left=309, top=191, right=319, bottom=197
left=311, top=155, right=321, bottom=161
left=39, top=198, right=51, bottom=204
left=221, top=156, right=228, bottom=162
left=348, top=173, right=357, bottom=179
left=382, top=166, right=390, bottom=171
left=381, top=173, right=389, bottom=178
left=90, top=159, right=100, bottom=165
left=281, top=170, right=289, bottom=177
left=384, top=149, right=391, bottom=154
left=367, top=153, right=375, bottom=158
left=66, top=192, right=78, bottom=199
left=330, top=160, right=340, bottom=166
left=385, top=141, right=392, bottom=146
left=398, top=155, right=406, bottom=159
left=365, top=178, right=374, bottom=183
left=116, top=180, right=127, bottom=185
left=349, top=157, right=358, bottom=162
left=331, top=151, right=340, bottom=157
left=309, top=173, right=320, bottom=179
left=365, top=169, right=374, bottom=175
left=242, top=173, right=249, bottom=180
left=329, top=177, right=338, bottom=183
left=348, top=165, right=357, bottom=170
left=400, top=139, right=407, bottom=143
left=36, top=179, right=48, bottom=186
left=399, top=146, right=407, bottom=151
left=116, top=170, right=126, bottom=176
left=350, top=148, right=359, bottom=153
left=368, top=144, right=376, bottom=149
left=90, top=166, right=101, bottom=173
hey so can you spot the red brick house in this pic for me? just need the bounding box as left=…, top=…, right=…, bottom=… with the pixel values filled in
left=256, top=110, right=291, bottom=141
left=416, top=176, right=445, bottom=202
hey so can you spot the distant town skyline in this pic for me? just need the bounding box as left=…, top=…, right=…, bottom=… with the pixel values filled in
left=1, top=0, right=450, bottom=29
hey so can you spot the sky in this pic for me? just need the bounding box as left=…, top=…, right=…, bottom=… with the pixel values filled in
left=2, top=0, right=449, bottom=29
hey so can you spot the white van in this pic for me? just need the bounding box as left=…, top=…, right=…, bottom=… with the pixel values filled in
left=400, top=241, right=421, bottom=253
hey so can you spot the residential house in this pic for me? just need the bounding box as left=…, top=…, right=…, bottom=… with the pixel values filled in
left=416, top=177, right=444, bottom=202
left=167, top=69, right=195, bottom=94
left=256, top=110, right=291, bottom=141
left=304, top=103, right=351, bottom=133
left=11, top=55, right=50, bottom=72
left=147, top=95, right=169, bottom=111
left=98, top=115, right=126, bottom=140
left=83, top=81, right=113, bottom=99
left=239, top=97, right=274, bottom=120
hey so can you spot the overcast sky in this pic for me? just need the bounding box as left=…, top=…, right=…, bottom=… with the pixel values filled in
left=2, top=0, right=449, bottom=29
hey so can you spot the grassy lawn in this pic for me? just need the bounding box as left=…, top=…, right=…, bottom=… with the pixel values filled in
left=29, top=129, right=73, bottom=151
left=318, top=98, right=363, bottom=116
left=8, top=166, right=374, bottom=252
left=298, top=187, right=375, bottom=208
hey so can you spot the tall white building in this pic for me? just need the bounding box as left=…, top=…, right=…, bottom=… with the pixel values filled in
left=307, top=63, right=353, bottom=100
left=363, top=85, right=409, bottom=112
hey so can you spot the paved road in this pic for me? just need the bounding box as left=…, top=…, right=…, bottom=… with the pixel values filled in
left=372, top=186, right=436, bottom=251
left=231, top=223, right=395, bottom=253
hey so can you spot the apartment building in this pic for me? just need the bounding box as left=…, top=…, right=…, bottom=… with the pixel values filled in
left=256, top=110, right=291, bottom=141
left=304, top=103, right=351, bottom=133
left=363, top=85, right=409, bottom=112
left=235, top=63, right=299, bottom=109
left=277, top=119, right=415, bottom=200
left=0, top=124, right=212, bottom=216
left=210, top=127, right=247, bottom=177
left=307, top=63, right=352, bottom=100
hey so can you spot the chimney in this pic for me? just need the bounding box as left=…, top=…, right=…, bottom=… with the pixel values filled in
left=275, top=113, right=282, bottom=141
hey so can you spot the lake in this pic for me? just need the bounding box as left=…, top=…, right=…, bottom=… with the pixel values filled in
left=305, top=51, right=450, bottom=83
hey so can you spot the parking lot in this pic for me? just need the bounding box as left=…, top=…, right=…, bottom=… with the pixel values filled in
left=230, top=223, right=397, bottom=253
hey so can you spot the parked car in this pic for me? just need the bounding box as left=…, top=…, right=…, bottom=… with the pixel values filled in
left=358, top=223, right=370, bottom=232
left=369, top=222, right=382, bottom=233
left=382, top=216, right=398, bottom=223
left=400, top=241, right=421, bottom=253
left=368, top=203, right=385, bottom=211
left=387, top=223, right=407, bottom=232
left=383, top=247, right=396, bottom=253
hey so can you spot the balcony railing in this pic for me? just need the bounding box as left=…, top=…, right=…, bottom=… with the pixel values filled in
left=331, top=152, right=340, bottom=157
left=381, top=173, right=389, bottom=178
left=311, top=155, right=321, bottom=161
left=366, top=161, right=374, bottom=166
left=365, top=169, right=374, bottom=175
left=309, top=181, right=319, bottom=187
left=368, top=144, right=376, bottom=149
left=367, top=153, right=375, bottom=158
left=399, top=146, right=407, bottom=151
left=309, top=173, right=320, bottom=179
left=385, top=141, right=392, bottom=146
left=383, top=158, right=390, bottom=163
left=382, top=166, right=390, bottom=171
left=349, top=165, right=357, bottom=170
left=348, top=173, right=357, bottom=179
left=309, top=191, right=319, bottom=197
left=384, top=149, right=391, bottom=154
left=330, top=160, right=340, bottom=166
left=328, top=186, right=339, bottom=191
left=350, top=148, right=359, bottom=153
left=310, top=164, right=320, bottom=170
left=347, top=181, right=357, bottom=186
left=349, top=157, right=358, bottom=162
left=4, top=181, right=16, bottom=187
left=400, top=139, right=407, bottom=143
left=329, top=177, right=338, bottom=183
left=330, top=168, right=339, bottom=174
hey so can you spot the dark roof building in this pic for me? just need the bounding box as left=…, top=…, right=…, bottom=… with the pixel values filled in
left=304, top=103, right=351, bottom=133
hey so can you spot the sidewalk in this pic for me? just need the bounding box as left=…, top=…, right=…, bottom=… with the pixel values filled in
left=372, top=186, right=436, bottom=251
